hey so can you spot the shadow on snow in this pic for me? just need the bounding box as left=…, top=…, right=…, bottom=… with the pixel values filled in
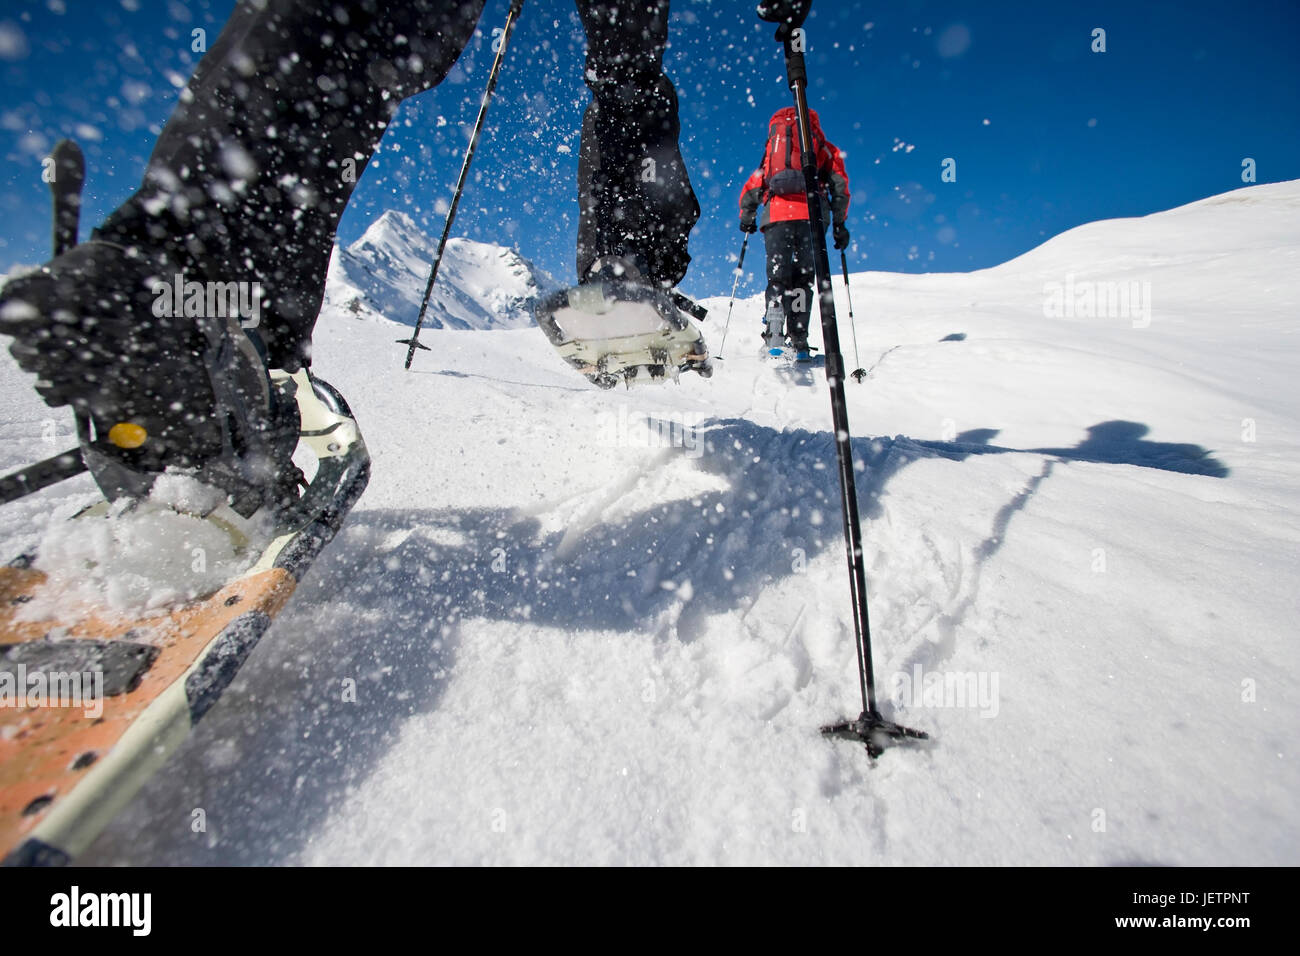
left=81, top=415, right=1225, bottom=864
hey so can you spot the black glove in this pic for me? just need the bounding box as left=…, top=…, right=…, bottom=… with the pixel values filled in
left=833, top=221, right=850, bottom=250
left=740, top=216, right=757, bottom=234
left=757, top=0, right=812, bottom=29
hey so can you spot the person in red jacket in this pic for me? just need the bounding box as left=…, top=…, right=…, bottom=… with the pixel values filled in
left=738, top=106, right=850, bottom=356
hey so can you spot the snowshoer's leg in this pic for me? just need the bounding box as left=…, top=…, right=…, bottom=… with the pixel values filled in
left=763, top=302, right=786, bottom=352
left=763, top=221, right=806, bottom=348
left=575, top=0, right=699, bottom=288
left=0, top=0, right=483, bottom=509
left=533, top=0, right=708, bottom=389
left=771, top=220, right=816, bottom=352
left=763, top=227, right=785, bottom=347
left=95, top=0, right=485, bottom=372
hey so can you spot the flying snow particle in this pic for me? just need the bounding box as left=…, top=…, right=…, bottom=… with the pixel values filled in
left=0, top=21, right=29, bottom=60
left=121, top=79, right=152, bottom=104
left=219, top=142, right=257, bottom=180
left=17, top=131, right=48, bottom=158
left=937, top=24, right=972, bottom=58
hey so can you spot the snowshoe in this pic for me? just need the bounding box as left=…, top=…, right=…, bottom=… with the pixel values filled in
left=535, top=259, right=711, bottom=389
left=0, top=369, right=369, bottom=866
left=761, top=337, right=791, bottom=361
left=761, top=330, right=787, bottom=360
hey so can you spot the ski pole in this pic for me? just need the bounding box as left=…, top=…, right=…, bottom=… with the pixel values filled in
left=0, top=450, right=88, bottom=506
left=402, top=0, right=526, bottom=369
left=715, top=234, right=749, bottom=361
left=764, top=8, right=927, bottom=757
left=50, top=139, right=84, bottom=257
left=841, top=250, right=866, bottom=383
left=2, top=138, right=93, bottom=505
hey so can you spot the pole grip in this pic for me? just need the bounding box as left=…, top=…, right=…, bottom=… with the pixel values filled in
left=782, top=36, right=808, bottom=90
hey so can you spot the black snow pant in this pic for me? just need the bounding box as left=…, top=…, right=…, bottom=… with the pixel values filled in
left=94, top=0, right=699, bottom=371
left=762, top=219, right=815, bottom=348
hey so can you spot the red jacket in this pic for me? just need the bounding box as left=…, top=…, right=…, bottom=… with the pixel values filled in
left=739, top=107, right=850, bottom=231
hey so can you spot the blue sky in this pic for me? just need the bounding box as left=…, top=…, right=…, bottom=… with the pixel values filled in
left=2, top=0, right=1298, bottom=305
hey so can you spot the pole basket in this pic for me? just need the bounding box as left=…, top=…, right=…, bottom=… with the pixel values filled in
left=820, top=711, right=930, bottom=759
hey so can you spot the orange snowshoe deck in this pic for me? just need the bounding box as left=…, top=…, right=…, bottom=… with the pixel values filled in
left=0, top=369, right=368, bottom=865
left=0, top=564, right=296, bottom=864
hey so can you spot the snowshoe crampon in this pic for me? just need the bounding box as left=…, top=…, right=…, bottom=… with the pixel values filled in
left=0, top=369, right=368, bottom=866
left=534, top=278, right=711, bottom=389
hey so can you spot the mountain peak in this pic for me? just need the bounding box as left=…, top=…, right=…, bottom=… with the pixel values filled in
left=353, top=209, right=425, bottom=254
left=325, top=211, right=560, bottom=331
left=374, top=209, right=416, bottom=228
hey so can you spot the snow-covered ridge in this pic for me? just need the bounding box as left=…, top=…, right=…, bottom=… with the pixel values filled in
left=989, top=179, right=1300, bottom=281
left=323, top=210, right=561, bottom=331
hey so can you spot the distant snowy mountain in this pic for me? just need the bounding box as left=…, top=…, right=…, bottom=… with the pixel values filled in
left=324, top=210, right=560, bottom=330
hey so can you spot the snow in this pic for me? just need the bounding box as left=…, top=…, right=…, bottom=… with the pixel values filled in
left=2, top=181, right=1298, bottom=864
left=17, top=476, right=266, bottom=620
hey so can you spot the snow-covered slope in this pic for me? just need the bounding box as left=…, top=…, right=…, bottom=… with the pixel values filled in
left=324, top=209, right=560, bottom=330
left=2, top=182, right=1297, bottom=866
